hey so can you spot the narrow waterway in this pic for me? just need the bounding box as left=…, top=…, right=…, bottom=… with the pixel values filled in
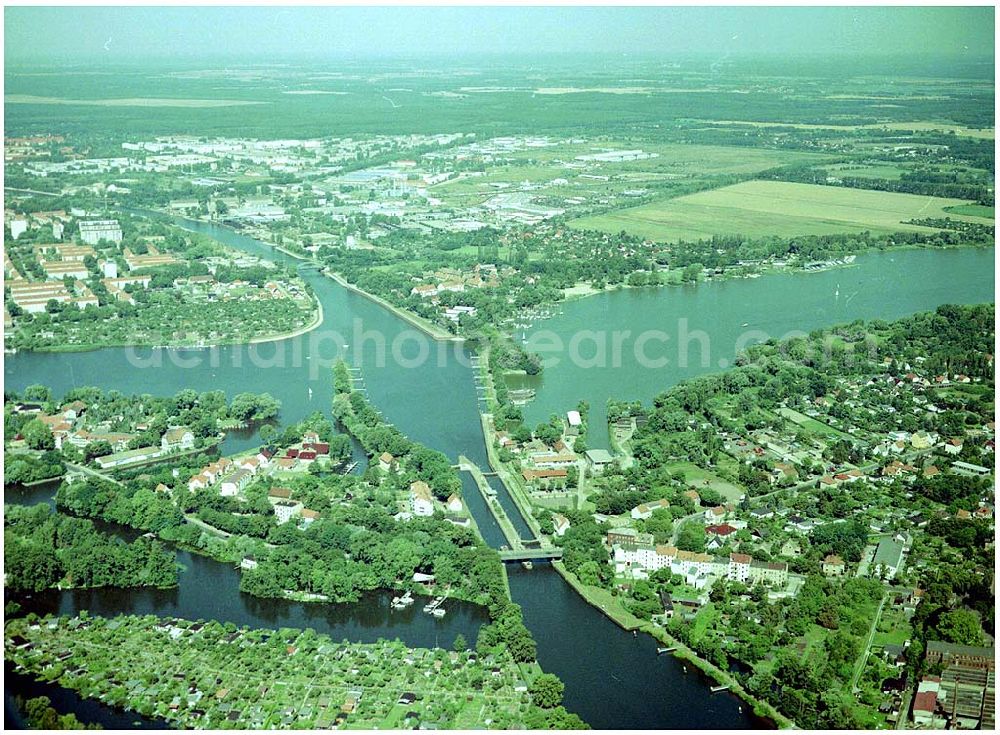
left=19, top=222, right=994, bottom=729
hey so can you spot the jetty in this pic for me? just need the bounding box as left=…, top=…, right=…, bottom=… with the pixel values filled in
left=656, top=647, right=676, bottom=655
left=710, top=685, right=731, bottom=693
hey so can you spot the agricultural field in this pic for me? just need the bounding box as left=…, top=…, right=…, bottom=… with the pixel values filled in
left=944, top=203, right=995, bottom=219
left=693, top=119, right=995, bottom=140
left=430, top=142, right=832, bottom=211
left=5, top=95, right=266, bottom=108
left=570, top=180, right=994, bottom=243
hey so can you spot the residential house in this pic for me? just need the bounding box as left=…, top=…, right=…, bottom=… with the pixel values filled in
left=188, top=473, right=210, bottom=492
left=823, top=554, right=846, bottom=577
left=631, top=498, right=669, bottom=520
left=410, top=481, right=434, bottom=517
left=220, top=469, right=252, bottom=497
left=445, top=494, right=463, bottom=513
left=378, top=452, right=396, bottom=472
left=682, top=489, right=701, bottom=506
left=161, top=427, right=195, bottom=452
left=552, top=513, right=570, bottom=537
left=704, top=505, right=732, bottom=523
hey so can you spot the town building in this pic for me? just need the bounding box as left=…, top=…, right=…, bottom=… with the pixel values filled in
left=873, top=537, right=906, bottom=580
left=220, top=469, right=252, bottom=497
left=79, top=219, right=123, bottom=245
left=274, top=500, right=304, bottom=525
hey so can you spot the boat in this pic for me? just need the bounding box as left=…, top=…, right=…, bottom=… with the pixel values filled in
left=308, top=387, right=313, bottom=398
left=431, top=608, right=446, bottom=618
left=521, top=561, right=533, bottom=570
left=740, top=322, right=749, bottom=327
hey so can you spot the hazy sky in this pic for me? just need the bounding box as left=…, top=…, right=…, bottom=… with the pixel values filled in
left=5, top=6, right=995, bottom=62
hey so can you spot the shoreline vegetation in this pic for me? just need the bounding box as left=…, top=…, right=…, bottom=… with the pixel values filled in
left=552, top=561, right=790, bottom=728
left=17, top=293, right=323, bottom=355
left=180, top=212, right=463, bottom=343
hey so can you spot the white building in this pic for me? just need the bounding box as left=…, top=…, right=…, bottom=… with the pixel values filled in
left=9, top=219, right=28, bottom=240
left=220, top=469, right=251, bottom=497
left=274, top=500, right=304, bottom=525
left=410, top=480, right=434, bottom=517
left=79, top=220, right=123, bottom=245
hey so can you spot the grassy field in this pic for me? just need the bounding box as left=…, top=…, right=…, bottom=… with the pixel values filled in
left=944, top=203, right=995, bottom=219
left=663, top=460, right=746, bottom=503
left=778, top=407, right=852, bottom=439
left=570, top=180, right=992, bottom=242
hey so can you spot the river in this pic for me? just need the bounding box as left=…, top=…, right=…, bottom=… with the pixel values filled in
left=9, top=222, right=990, bottom=730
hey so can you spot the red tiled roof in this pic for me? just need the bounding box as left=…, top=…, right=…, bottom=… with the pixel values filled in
left=913, top=691, right=937, bottom=713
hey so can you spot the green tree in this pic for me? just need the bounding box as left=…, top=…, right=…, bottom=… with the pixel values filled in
left=21, top=419, right=55, bottom=450
left=528, top=673, right=565, bottom=708
left=936, top=609, right=985, bottom=646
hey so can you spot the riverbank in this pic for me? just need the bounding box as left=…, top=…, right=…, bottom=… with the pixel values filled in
left=195, top=213, right=462, bottom=345
left=247, top=294, right=324, bottom=345
left=551, top=561, right=791, bottom=728
left=559, top=241, right=992, bottom=306
left=478, top=413, right=544, bottom=539
left=10, top=296, right=323, bottom=355
left=326, top=271, right=463, bottom=342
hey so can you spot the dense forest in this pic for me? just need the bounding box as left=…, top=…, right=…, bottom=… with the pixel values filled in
left=4, top=504, right=178, bottom=592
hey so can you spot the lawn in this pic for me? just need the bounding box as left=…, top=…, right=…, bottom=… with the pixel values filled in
left=570, top=180, right=992, bottom=243
left=664, top=460, right=746, bottom=503
left=778, top=407, right=852, bottom=439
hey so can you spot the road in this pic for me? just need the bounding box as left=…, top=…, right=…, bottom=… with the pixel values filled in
left=851, top=591, right=888, bottom=692
left=66, top=461, right=126, bottom=486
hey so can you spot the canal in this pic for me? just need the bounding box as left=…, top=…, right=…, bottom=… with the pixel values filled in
left=6, top=220, right=992, bottom=729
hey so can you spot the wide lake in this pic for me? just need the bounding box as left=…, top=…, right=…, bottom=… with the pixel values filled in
left=515, top=247, right=996, bottom=447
